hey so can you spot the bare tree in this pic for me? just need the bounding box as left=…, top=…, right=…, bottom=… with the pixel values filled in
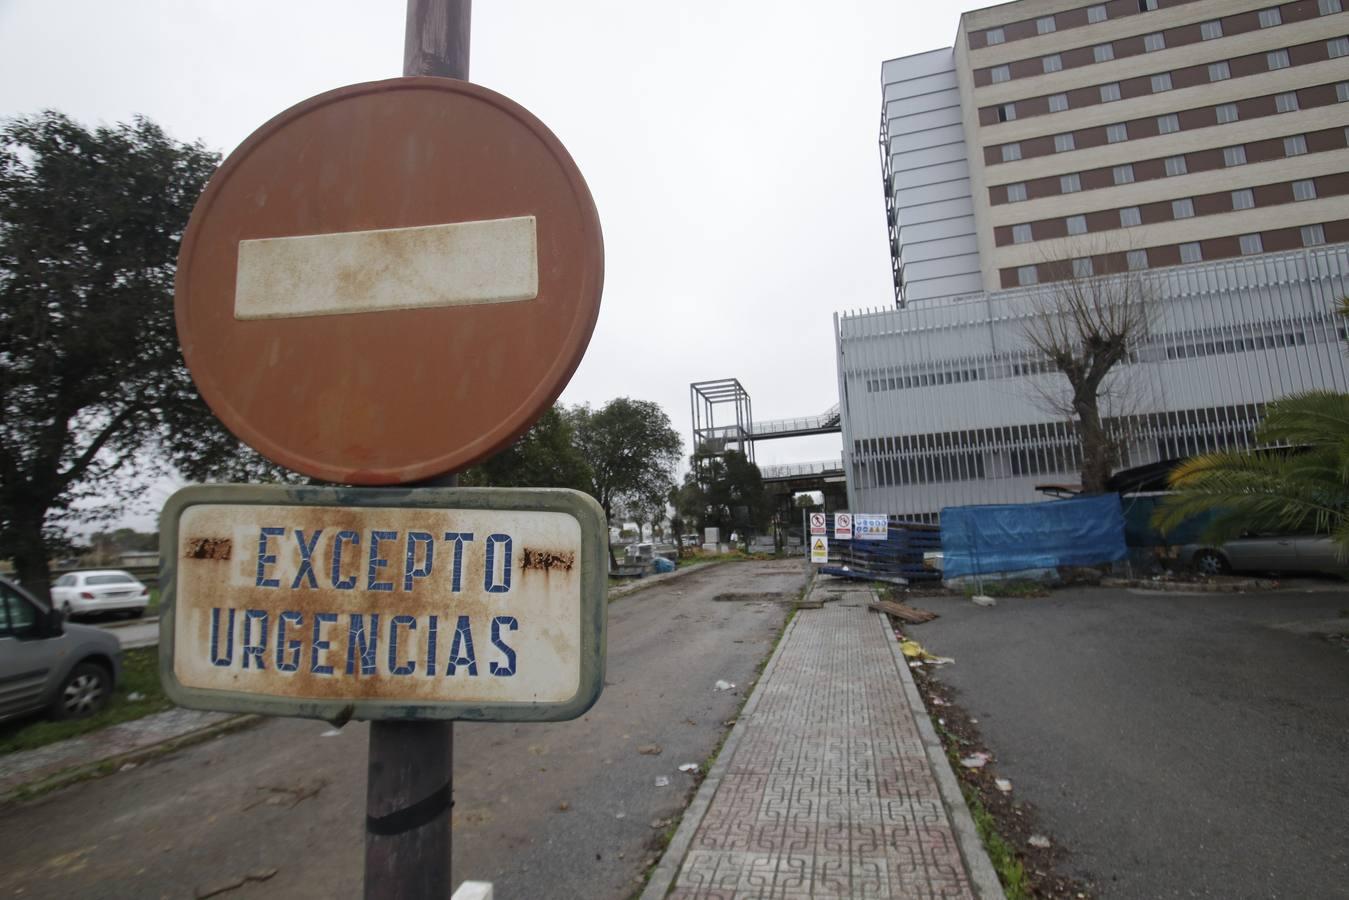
left=1019, top=250, right=1156, bottom=494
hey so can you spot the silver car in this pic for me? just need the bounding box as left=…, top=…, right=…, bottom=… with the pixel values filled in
left=1, top=576, right=123, bottom=721
left=1178, top=534, right=1347, bottom=578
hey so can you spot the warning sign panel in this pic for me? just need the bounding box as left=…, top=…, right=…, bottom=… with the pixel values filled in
left=810, top=536, right=829, bottom=563
left=834, top=513, right=853, bottom=540
left=809, top=512, right=826, bottom=535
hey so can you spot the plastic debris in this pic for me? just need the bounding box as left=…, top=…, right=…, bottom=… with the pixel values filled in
left=925, top=656, right=955, bottom=666
left=320, top=728, right=342, bottom=737
left=615, top=812, right=626, bottom=819
left=971, top=594, right=997, bottom=607
left=995, top=778, right=1013, bottom=793
left=654, top=776, right=670, bottom=787
left=900, top=640, right=930, bottom=659
left=127, top=692, right=146, bottom=702
left=678, top=763, right=700, bottom=773
left=1029, top=835, right=1052, bottom=849
left=714, top=680, right=735, bottom=691
left=637, top=744, right=662, bottom=756
left=119, top=762, right=138, bottom=772
left=930, top=697, right=948, bottom=706
left=908, top=661, right=924, bottom=669
left=960, top=752, right=991, bottom=769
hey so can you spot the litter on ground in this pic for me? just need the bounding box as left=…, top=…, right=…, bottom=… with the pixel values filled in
left=995, top=778, right=1013, bottom=793
left=960, top=752, right=991, bottom=769
left=714, top=680, right=735, bottom=691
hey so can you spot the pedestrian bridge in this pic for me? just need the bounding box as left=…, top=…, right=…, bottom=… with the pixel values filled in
left=759, top=459, right=844, bottom=483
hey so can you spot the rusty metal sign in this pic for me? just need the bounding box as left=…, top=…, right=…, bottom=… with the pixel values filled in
left=174, top=77, right=604, bottom=485
left=159, top=485, right=607, bottom=722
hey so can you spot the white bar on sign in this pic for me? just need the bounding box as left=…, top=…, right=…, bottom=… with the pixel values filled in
left=234, top=216, right=538, bottom=320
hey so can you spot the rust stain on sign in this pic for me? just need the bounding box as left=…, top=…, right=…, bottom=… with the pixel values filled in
left=186, top=537, right=232, bottom=560
left=520, top=548, right=575, bottom=572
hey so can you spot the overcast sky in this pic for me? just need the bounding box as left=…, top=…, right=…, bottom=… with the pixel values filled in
left=0, top=0, right=982, bottom=528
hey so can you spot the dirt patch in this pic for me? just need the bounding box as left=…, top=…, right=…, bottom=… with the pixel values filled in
left=901, top=625, right=1095, bottom=899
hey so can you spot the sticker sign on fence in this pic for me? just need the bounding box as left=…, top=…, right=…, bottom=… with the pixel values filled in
left=834, top=513, right=853, bottom=541
left=809, top=513, right=826, bottom=535
left=855, top=514, right=889, bottom=540
left=810, top=536, right=829, bottom=563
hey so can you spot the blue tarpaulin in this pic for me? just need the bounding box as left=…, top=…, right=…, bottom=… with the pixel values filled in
left=940, top=494, right=1128, bottom=578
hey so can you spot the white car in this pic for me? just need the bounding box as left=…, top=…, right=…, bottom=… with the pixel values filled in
left=50, top=570, right=150, bottom=618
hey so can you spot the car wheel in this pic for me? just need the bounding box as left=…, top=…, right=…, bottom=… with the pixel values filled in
left=1193, top=549, right=1231, bottom=577
left=53, top=662, right=111, bottom=721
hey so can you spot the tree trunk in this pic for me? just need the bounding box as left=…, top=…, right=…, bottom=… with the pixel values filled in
left=1074, top=395, right=1112, bottom=495
left=603, top=501, right=618, bottom=571
left=11, top=512, right=53, bottom=604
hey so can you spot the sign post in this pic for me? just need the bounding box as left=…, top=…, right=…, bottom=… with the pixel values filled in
left=164, top=3, right=607, bottom=898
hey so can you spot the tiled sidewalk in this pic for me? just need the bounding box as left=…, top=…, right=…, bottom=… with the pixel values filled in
left=646, top=587, right=998, bottom=899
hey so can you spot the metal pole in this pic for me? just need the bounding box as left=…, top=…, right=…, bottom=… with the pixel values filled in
left=364, top=6, right=471, bottom=898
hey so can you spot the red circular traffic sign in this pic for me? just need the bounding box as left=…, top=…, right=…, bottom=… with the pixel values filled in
left=175, top=77, right=603, bottom=484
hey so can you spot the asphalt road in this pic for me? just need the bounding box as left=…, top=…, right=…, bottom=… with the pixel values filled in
left=93, top=619, right=158, bottom=649
left=0, top=559, right=804, bottom=900
left=912, top=583, right=1349, bottom=899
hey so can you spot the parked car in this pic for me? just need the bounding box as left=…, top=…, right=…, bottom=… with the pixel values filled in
left=1178, top=534, right=1347, bottom=578
left=50, top=569, right=150, bottom=619
left=1, top=575, right=123, bottom=721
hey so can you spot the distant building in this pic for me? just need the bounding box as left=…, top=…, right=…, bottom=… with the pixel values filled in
left=840, top=0, right=1349, bottom=520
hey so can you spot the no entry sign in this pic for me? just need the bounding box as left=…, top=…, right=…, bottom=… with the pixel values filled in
left=175, top=77, right=604, bottom=485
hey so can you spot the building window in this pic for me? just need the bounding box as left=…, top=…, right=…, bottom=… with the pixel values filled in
left=1216, top=103, right=1239, bottom=124
left=1113, top=164, right=1135, bottom=185
left=1006, top=182, right=1028, bottom=202
left=1239, top=233, right=1264, bottom=255
left=1302, top=224, right=1326, bottom=246
left=1158, top=114, right=1180, bottom=134
left=1201, top=20, right=1223, bottom=40
left=1002, top=143, right=1022, bottom=162
left=1284, top=134, right=1308, bottom=156
left=1165, top=155, right=1188, bottom=176
left=1151, top=72, right=1173, bottom=92
left=1043, top=54, right=1063, bottom=73
left=1209, top=61, right=1231, bottom=81
left=1320, top=0, right=1343, bottom=13
left=1180, top=242, right=1203, bottom=263
left=991, top=65, right=1010, bottom=83
left=999, top=103, right=1017, bottom=122
left=1338, top=83, right=1349, bottom=102
left=1258, top=7, right=1282, bottom=27
left=1172, top=198, right=1195, bottom=219
left=1067, top=214, right=1088, bottom=235
left=1037, top=15, right=1057, bottom=34
left=1292, top=179, right=1317, bottom=201
left=1329, top=37, right=1349, bottom=58
left=1144, top=33, right=1166, bottom=52
left=1061, top=173, right=1082, bottom=193
left=1072, top=258, right=1094, bottom=278
left=1012, top=223, right=1033, bottom=244
left=1231, top=189, right=1255, bottom=210
left=1106, top=123, right=1128, bottom=143
left=1094, top=43, right=1115, bottom=63
left=1120, top=206, right=1142, bottom=227
left=1055, top=133, right=1076, bottom=153
left=1088, top=5, right=1108, bottom=23
left=1275, top=92, right=1299, bottom=113
left=1127, top=249, right=1148, bottom=270
left=1267, top=49, right=1290, bottom=69
left=986, top=26, right=1005, bottom=45
left=1101, top=82, right=1121, bottom=102
left=1223, top=145, right=1247, bottom=166
left=1049, top=93, right=1069, bottom=112
left=1018, top=265, right=1039, bottom=286
left=1140, top=0, right=1159, bottom=10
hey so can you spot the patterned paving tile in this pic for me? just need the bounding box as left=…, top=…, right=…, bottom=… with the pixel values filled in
left=668, top=606, right=975, bottom=899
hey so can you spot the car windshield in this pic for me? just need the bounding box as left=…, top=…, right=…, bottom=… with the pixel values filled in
left=85, top=574, right=134, bottom=585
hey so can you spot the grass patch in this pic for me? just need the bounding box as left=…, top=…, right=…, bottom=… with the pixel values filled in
left=0, top=647, right=172, bottom=756
left=962, top=579, right=1047, bottom=599
left=961, top=781, right=1032, bottom=899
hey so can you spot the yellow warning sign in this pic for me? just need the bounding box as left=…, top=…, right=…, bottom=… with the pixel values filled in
left=810, top=536, right=829, bottom=563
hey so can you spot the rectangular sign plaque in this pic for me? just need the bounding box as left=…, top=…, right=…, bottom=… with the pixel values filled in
left=159, top=485, right=606, bottom=722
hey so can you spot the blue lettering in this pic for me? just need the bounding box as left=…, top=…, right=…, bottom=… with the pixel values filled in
left=242, top=609, right=268, bottom=669
left=443, top=533, right=475, bottom=592
left=291, top=529, right=323, bottom=589
left=403, top=532, right=435, bottom=592
left=425, top=615, right=439, bottom=676
left=367, top=531, right=396, bottom=592
left=255, top=527, right=284, bottom=587
left=331, top=531, right=359, bottom=590
left=209, top=607, right=235, bottom=667
left=311, top=612, right=337, bottom=674
left=276, top=611, right=303, bottom=672
left=484, top=533, right=513, bottom=593
left=490, top=616, right=518, bottom=677
left=446, top=615, right=478, bottom=676
left=388, top=615, right=417, bottom=676
left=346, top=613, right=380, bottom=675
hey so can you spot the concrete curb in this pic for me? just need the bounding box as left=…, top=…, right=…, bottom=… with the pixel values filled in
left=639, top=601, right=804, bottom=900
left=608, top=559, right=734, bottom=600
left=1, top=714, right=261, bottom=807
left=1101, top=576, right=1275, bottom=592
left=877, top=596, right=1006, bottom=900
